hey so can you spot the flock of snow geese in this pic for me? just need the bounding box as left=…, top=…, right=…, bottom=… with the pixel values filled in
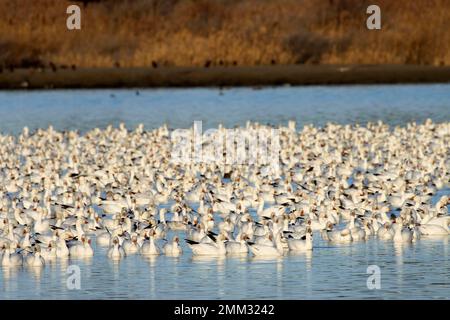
left=0, top=120, right=449, bottom=269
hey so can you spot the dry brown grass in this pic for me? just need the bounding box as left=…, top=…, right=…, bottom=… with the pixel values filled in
left=1, top=0, right=450, bottom=68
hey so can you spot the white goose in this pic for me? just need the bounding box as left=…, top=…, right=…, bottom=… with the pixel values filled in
left=226, top=234, right=249, bottom=254
left=393, top=218, right=413, bottom=243
left=322, top=222, right=353, bottom=243
left=287, top=228, right=313, bottom=251
left=163, top=236, right=182, bottom=256
left=122, top=233, right=140, bottom=254
left=347, top=213, right=366, bottom=241
left=41, top=241, right=57, bottom=261
left=140, top=229, right=160, bottom=255
left=377, top=223, right=394, bottom=240
left=1, top=243, right=23, bottom=266
left=25, top=245, right=45, bottom=267
left=185, top=232, right=228, bottom=256
left=107, top=237, right=126, bottom=259
left=248, top=231, right=284, bottom=257
left=56, top=234, right=70, bottom=258
left=69, top=235, right=94, bottom=257
left=418, top=223, right=449, bottom=236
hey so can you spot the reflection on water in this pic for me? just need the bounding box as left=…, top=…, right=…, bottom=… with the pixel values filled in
left=0, top=85, right=449, bottom=299
left=3, top=234, right=448, bottom=299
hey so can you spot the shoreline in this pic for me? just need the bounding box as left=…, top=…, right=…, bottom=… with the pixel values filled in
left=1, top=65, right=450, bottom=89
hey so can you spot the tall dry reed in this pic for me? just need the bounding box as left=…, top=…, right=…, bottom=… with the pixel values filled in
left=1, top=0, right=449, bottom=68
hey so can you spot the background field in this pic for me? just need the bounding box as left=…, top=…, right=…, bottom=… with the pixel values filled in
left=1, top=0, right=450, bottom=69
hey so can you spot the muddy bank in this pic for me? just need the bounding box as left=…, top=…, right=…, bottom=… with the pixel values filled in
left=1, top=65, right=450, bottom=89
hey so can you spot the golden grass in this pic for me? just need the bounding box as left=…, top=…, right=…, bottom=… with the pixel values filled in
left=1, top=0, right=450, bottom=68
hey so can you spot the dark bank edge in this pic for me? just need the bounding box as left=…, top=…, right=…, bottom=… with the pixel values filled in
left=1, top=65, right=450, bottom=89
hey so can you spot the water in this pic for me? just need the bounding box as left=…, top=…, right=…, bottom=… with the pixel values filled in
left=1, top=233, right=449, bottom=299
left=0, top=85, right=449, bottom=299
left=0, top=85, right=450, bottom=135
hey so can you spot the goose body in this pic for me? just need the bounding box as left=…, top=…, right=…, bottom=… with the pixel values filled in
left=163, top=236, right=182, bottom=256
left=107, top=237, right=126, bottom=259
left=69, top=236, right=94, bottom=257
left=287, top=229, right=313, bottom=251
left=248, top=232, right=284, bottom=257
left=25, top=247, right=45, bottom=267
left=419, top=224, right=449, bottom=236
left=1, top=244, right=23, bottom=266
left=122, top=235, right=140, bottom=254
left=393, top=219, right=413, bottom=243
left=225, top=234, right=249, bottom=254
left=140, top=232, right=160, bottom=255
left=322, top=223, right=353, bottom=243
left=0, top=120, right=448, bottom=273
left=186, top=232, right=228, bottom=256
